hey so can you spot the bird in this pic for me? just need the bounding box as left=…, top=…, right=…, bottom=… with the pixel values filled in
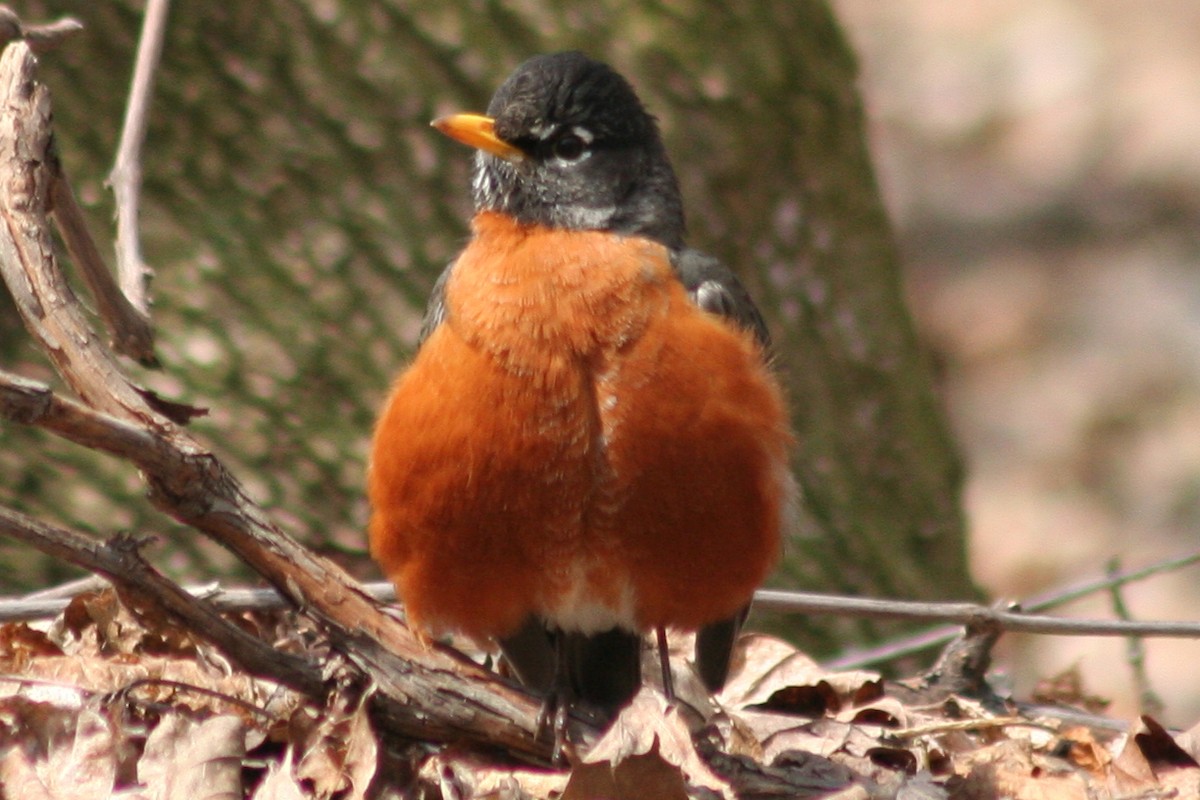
left=368, top=51, right=793, bottom=723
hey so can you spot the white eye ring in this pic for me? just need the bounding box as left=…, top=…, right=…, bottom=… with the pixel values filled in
left=553, top=133, right=587, bottom=161
left=550, top=125, right=593, bottom=164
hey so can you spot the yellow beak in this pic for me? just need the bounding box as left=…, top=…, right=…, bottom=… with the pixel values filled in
left=431, top=113, right=526, bottom=163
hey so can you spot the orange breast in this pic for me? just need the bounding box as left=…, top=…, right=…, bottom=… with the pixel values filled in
left=368, top=212, right=792, bottom=640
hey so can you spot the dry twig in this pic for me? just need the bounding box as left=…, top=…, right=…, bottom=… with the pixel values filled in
left=108, top=0, right=170, bottom=318
left=0, top=5, right=83, bottom=53
left=1108, top=558, right=1164, bottom=717
left=825, top=548, right=1200, bottom=670
left=0, top=6, right=155, bottom=364
left=754, top=589, right=1200, bottom=639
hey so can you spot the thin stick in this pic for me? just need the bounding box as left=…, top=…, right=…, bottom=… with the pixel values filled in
left=752, top=589, right=1200, bottom=638
left=823, top=549, right=1200, bottom=670
left=5, top=562, right=1200, bottom=642
left=0, top=573, right=398, bottom=623
left=51, top=170, right=157, bottom=365
left=1107, top=558, right=1162, bottom=716
left=108, top=0, right=170, bottom=316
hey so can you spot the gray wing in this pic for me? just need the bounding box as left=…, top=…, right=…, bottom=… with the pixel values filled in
left=672, top=247, right=774, bottom=691
left=670, top=248, right=772, bottom=351
left=415, top=262, right=454, bottom=348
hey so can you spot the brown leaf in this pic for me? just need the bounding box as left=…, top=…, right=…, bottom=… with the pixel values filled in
left=295, top=691, right=378, bottom=800
left=60, top=590, right=123, bottom=648
left=719, top=634, right=825, bottom=707
left=1058, top=726, right=1110, bottom=776
left=0, top=706, right=116, bottom=800
left=1111, top=720, right=1157, bottom=794
left=756, top=680, right=841, bottom=717
left=416, top=748, right=566, bottom=800
left=1134, top=715, right=1200, bottom=770
left=850, top=679, right=885, bottom=706
left=763, top=717, right=855, bottom=763
left=841, top=695, right=911, bottom=731
left=563, top=743, right=690, bottom=800
left=55, top=587, right=198, bottom=659
left=134, top=385, right=209, bottom=424
left=864, top=746, right=917, bottom=774
left=952, top=740, right=1089, bottom=800
left=847, top=705, right=900, bottom=728
left=0, top=622, right=63, bottom=669
left=580, top=688, right=733, bottom=798
left=138, top=714, right=246, bottom=800
left=250, top=753, right=308, bottom=800
left=1160, top=767, right=1200, bottom=800
left=719, top=634, right=879, bottom=710
left=1174, top=715, right=1200, bottom=763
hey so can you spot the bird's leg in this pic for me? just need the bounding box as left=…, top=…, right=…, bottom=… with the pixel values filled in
left=655, top=625, right=675, bottom=703
left=530, top=630, right=575, bottom=764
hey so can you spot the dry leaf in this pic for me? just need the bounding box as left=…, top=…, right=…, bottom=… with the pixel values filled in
left=952, top=739, right=1089, bottom=800
left=419, top=748, right=568, bottom=800
left=719, top=634, right=879, bottom=710
left=0, top=622, right=63, bottom=670
left=1057, top=726, right=1110, bottom=776
left=138, top=714, right=246, bottom=800
left=757, top=680, right=842, bottom=717
left=1159, top=766, right=1200, bottom=799
left=563, top=743, right=690, bottom=800
left=0, top=706, right=116, bottom=800
left=295, top=692, right=377, bottom=800
left=250, top=751, right=308, bottom=800
left=580, top=688, right=732, bottom=798
left=1030, top=666, right=1109, bottom=716
left=1173, top=715, right=1200, bottom=762
left=719, top=634, right=826, bottom=707
left=1133, top=715, right=1199, bottom=770
left=839, top=695, right=908, bottom=729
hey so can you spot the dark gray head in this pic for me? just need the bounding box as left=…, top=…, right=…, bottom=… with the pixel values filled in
left=436, top=52, right=686, bottom=250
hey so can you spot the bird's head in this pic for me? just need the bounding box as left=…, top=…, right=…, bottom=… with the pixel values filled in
left=432, top=51, right=685, bottom=250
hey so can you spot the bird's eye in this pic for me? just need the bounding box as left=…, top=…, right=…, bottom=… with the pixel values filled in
left=552, top=132, right=587, bottom=162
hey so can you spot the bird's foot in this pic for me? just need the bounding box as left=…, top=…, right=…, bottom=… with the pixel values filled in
left=655, top=625, right=676, bottom=704
left=535, top=688, right=577, bottom=765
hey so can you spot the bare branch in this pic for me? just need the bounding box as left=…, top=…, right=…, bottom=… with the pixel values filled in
left=0, top=575, right=397, bottom=622
left=8, top=563, right=1200, bottom=645
left=107, top=0, right=170, bottom=316
left=1023, top=548, right=1200, bottom=613
left=824, top=548, right=1200, bottom=670
left=1107, top=558, right=1163, bottom=716
left=51, top=167, right=157, bottom=365
left=0, top=7, right=83, bottom=54
left=0, top=44, right=161, bottom=419
left=755, top=588, right=1200, bottom=639
left=0, top=370, right=172, bottom=472
left=0, top=8, right=157, bottom=363
left=0, top=503, right=325, bottom=697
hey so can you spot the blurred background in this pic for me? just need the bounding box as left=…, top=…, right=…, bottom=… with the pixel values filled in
left=0, top=1, right=1197, bottom=726
left=837, top=0, right=1200, bottom=724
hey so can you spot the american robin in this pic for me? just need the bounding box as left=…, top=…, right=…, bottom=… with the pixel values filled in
left=368, top=51, right=793, bottom=720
